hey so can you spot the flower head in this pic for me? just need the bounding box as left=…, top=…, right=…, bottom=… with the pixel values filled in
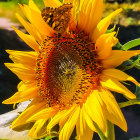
left=3, top=0, right=140, bottom=139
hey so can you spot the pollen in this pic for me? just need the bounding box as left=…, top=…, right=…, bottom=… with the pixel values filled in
left=36, top=31, right=103, bottom=109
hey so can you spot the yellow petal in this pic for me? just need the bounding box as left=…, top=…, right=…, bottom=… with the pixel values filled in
left=76, top=118, right=94, bottom=140
left=5, top=63, right=35, bottom=81
left=78, top=0, right=92, bottom=31
left=69, top=1, right=77, bottom=30
left=18, top=4, right=27, bottom=18
left=2, top=86, right=39, bottom=104
left=27, top=96, right=43, bottom=107
left=17, top=81, right=27, bottom=91
left=21, top=4, right=52, bottom=40
left=27, top=107, right=58, bottom=121
left=76, top=107, right=86, bottom=137
left=47, top=105, right=76, bottom=132
left=87, top=0, right=104, bottom=35
left=102, top=68, right=139, bottom=86
left=95, top=32, right=115, bottom=52
left=27, top=7, right=55, bottom=37
left=20, top=4, right=32, bottom=27
left=43, top=0, right=62, bottom=8
left=16, top=13, right=42, bottom=43
left=28, top=119, right=48, bottom=139
left=85, top=90, right=106, bottom=132
left=12, top=26, right=39, bottom=51
left=59, top=106, right=80, bottom=140
left=99, top=89, right=127, bottom=131
left=76, top=119, right=81, bottom=139
left=47, top=110, right=68, bottom=132
left=29, top=0, right=40, bottom=12
left=59, top=106, right=76, bottom=130
left=17, top=81, right=36, bottom=92
left=102, top=50, right=140, bottom=68
left=82, top=105, right=96, bottom=132
left=11, top=101, right=46, bottom=128
left=59, top=116, right=68, bottom=131
left=95, top=32, right=118, bottom=59
left=91, top=8, right=122, bottom=42
left=79, top=107, right=85, bottom=135
left=100, top=75, right=136, bottom=99
left=6, top=50, right=37, bottom=69
left=63, top=0, right=74, bottom=3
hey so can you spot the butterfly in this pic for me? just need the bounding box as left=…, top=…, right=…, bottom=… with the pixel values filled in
left=41, top=4, right=73, bottom=35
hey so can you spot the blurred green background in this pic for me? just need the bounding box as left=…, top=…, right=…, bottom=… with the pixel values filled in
left=0, top=0, right=140, bottom=140
left=0, top=0, right=140, bottom=25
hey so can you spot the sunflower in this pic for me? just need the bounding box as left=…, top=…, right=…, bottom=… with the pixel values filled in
left=3, top=0, right=140, bottom=139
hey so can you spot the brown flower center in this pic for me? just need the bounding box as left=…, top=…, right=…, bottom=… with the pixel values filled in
left=36, top=31, right=103, bottom=109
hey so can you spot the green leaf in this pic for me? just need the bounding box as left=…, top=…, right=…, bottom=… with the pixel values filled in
left=93, top=122, right=108, bottom=140
left=135, top=86, right=140, bottom=99
left=44, top=136, right=56, bottom=140
left=135, top=63, right=140, bottom=69
left=121, top=38, right=140, bottom=50
left=119, top=99, right=140, bottom=108
left=119, top=86, right=140, bottom=108
left=122, top=56, right=140, bottom=71
left=130, top=137, right=140, bottom=140
left=106, top=25, right=116, bottom=33
left=114, top=42, right=122, bottom=50
left=106, top=121, right=115, bottom=140
left=118, top=55, right=140, bottom=71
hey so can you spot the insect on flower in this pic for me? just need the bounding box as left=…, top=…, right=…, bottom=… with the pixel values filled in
left=41, top=4, right=73, bottom=35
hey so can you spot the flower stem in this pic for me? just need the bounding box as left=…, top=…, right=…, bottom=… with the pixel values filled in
left=106, top=121, right=115, bottom=140
left=119, top=99, right=140, bottom=108
left=93, top=122, right=108, bottom=140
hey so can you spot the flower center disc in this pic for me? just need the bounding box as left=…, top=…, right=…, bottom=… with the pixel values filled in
left=36, top=31, right=102, bottom=109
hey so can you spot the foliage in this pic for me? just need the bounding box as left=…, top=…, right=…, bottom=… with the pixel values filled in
left=7, top=0, right=43, bottom=5
left=44, top=136, right=56, bottom=140
left=115, top=39, right=140, bottom=71
left=130, top=137, right=140, bottom=140
left=105, top=0, right=140, bottom=3
left=0, top=0, right=44, bottom=22
left=121, top=38, right=140, bottom=50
